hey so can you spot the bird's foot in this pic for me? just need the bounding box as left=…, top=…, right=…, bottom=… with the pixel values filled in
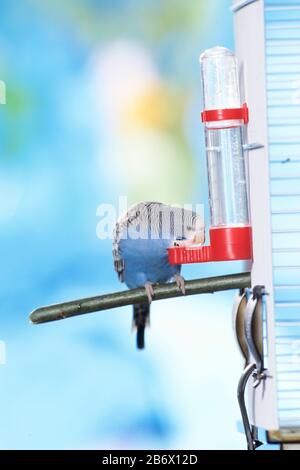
left=144, top=282, right=154, bottom=304
left=174, top=274, right=185, bottom=295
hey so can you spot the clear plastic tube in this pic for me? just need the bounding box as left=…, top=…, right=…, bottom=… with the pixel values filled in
left=206, top=127, right=249, bottom=226
left=200, top=47, right=240, bottom=110
left=200, top=47, right=249, bottom=227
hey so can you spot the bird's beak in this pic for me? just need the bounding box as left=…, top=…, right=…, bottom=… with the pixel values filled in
left=192, top=229, right=205, bottom=245
left=173, top=230, right=205, bottom=248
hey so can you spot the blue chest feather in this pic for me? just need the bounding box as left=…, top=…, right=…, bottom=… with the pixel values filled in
left=119, top=237, right=180, bottom=288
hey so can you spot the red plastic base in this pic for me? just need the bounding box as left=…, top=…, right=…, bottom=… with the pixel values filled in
left=168, top=226, right=253, bottom=265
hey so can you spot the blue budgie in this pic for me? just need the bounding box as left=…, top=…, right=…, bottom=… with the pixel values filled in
left=113, top=202, right=205, bottom=349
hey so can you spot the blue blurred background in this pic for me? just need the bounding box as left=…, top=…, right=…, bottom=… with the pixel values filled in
left=0, top=0, right=250, bottom=449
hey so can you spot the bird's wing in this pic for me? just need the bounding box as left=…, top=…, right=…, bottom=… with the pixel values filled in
left=112, top=218, right=126, bottom=283
left=112, top=202, right=146, bottom=282
left=112, top=202, right=165, bottom=282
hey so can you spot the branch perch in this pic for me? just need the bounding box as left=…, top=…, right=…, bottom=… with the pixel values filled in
left=29, top=273, right=250, bottom=325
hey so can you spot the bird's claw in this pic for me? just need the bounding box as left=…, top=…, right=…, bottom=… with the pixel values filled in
left=144, top=282, right=154, bottom=304
left=174, top=274, right=185, bottom=295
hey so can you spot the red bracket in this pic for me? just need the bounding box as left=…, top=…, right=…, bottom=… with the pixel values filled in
left=201, top=102, right=249, bottom=125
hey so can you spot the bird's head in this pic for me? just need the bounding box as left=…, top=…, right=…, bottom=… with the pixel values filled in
left=171, top=210, right=205, bottom=248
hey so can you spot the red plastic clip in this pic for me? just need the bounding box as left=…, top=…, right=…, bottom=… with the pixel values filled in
left=201, top=102, right=249, bottom=124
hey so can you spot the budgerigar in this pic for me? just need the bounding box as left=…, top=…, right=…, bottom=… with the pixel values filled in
left=112, top=202, right=205, bottom=349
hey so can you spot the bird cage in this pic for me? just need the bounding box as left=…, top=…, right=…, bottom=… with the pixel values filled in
left=232, top=0, right=300, bottom=448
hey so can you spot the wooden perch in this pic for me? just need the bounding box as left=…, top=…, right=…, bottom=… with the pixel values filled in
left=29, top=272, right=251, bottom=325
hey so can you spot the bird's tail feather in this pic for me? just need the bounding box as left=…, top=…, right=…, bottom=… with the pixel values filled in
left=133, top=303, right=150, bottom=350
